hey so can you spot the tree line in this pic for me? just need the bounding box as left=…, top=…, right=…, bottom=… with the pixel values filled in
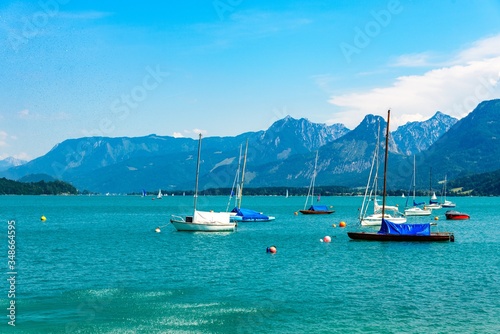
left=0, top=178, right=78, bottom=195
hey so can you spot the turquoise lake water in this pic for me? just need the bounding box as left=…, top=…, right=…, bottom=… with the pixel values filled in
left=1, top=195, right=499, bottom=333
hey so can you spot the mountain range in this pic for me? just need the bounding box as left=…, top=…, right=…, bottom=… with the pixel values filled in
left=0, top=157, right=26, bottom=172
left=2, top=99, right=499, bottom=194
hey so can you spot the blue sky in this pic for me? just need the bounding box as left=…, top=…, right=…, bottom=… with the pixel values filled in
left=1, top=0, right=499, bottom=160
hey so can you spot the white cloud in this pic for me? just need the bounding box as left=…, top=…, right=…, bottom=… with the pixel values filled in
left=391, top=52, right=435, bottom=67
left=328, top=34, right=500, bottom=129
left=192, top=129, right=208, bottom=136
left=57, top=11, right=113, bottom=20
left=18, top=109, right=32, bottom=119
left=453, top=34, right=500, bottom=64
left=0, top=130, right=8, bottom=147
left=174, top=129, right=208, bottom=138
left=18, top=109, right=70, bottom=121
left=11, top=152, right=30, bottom=161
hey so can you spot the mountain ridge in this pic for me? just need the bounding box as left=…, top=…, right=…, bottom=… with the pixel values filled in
left=1, top=101, right=497, bottom=193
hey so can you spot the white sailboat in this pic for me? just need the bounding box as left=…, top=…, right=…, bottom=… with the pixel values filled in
left=157, top=189, right=163, bottom=199
left=228, top=140, right=275, bottom=222
left=299, top=151, right=334, bottom=214
left=404, top=155, right=432, bottom=216
left=348, top=110, right=455, bottom=243
left=359, top=119, right=406, bottom=226
left=170, top=134, right=236, bottom=232
left=427, top=168, right=442, bottom=209
left=440, top=175, right=456, bottom=208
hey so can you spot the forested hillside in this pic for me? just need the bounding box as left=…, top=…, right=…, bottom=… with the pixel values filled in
left=0, top=178, right=78, bottom=195
left=447, top=169, right=500, bottom=196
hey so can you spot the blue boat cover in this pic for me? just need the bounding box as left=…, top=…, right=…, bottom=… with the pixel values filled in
left=231, top=207, right=269, bottom=220
left=413, top=200, right=425, bottom=206
left=378, top=219, right=431, bottom=236
left=307, top=205, right=329, bottom=211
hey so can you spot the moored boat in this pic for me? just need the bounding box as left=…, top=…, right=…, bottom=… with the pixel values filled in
left=358, top=120, right=405, bottom=226
left=445, top=210, right=470, bottom=220
left=230, top=207, right=276, bottom=222
left=404, top=155, right=432, bottom=216
left=299, top=205, right=335, bottom=215
left=348, top=219, right=454, bottom=242
left=298, top=151, right=334, bottom=215
left=348, top=110, right=454, bottom=243
left=227, top=140, right=275, bottom=222
left=404, top=205, right=432, bottom=216
left=440, top=175, right=456, bottom=208
left=170, top=210, right=236, bottom=232
left=170, top=134, right=236, bottom=232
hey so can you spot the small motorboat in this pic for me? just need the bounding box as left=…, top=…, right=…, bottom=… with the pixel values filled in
left=445, top=210, right=470, bottom=220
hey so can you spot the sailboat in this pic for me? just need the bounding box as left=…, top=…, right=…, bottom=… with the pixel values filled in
left=228, top=140, right=275, bottom=222
left=348, top=110, right=455, bottom=242
left=157, top=189, right=163, bottom=199
left=440, top=175, right=456, bottom=208
left=170, top=134, right=236, bottom=232
left=299, top=151, right=334, bottom=214
left=427, top=168, right=442, bottom=209
left=358, top=120, right=405, bottom=226
left=404, top=155, right=432, bottom=216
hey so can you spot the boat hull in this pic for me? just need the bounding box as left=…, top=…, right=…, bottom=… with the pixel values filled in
left=170, top=218, right=236, bottom=232
left=404, top=207, right=432, bottom=216
left=361, top=214, right=406, bottom=226
left=445, top=211, right=470, bottom=220
left=299, top=210, right=334, bottom=215
left=231, top=216, right=276, bottom=222
left=347, top=231, right=454, bottom=242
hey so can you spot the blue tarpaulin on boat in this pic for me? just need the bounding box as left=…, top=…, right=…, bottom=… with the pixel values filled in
left=307, top=205, right=329, bottom=211
left=378, top=219, right=431, bottom=236
left=413, top=200, right=425, bottom=206
left=231, top=207, right=269, bottom=220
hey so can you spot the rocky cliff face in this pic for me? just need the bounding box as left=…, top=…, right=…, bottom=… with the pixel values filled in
left=392, top=111, right=458, bottom=155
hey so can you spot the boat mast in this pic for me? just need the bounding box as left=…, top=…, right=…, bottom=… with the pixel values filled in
left=429, top=167, right=432, bottom=196
left=304, top=151, right=319, bottom=209
left=412, top=155, right=416, bottom=200
left=193, top=133, right=202, bottom=211
left=226, top=144, right=242, bottom=212
left=359, top=120, right=380, bottom=221
left=311, top=150, right=318, bottom=205
left=237, top=139, right=248, bottom=209
left=381, top=109, right=391, bottom=219
left=443, top=174, right=447, bottom=202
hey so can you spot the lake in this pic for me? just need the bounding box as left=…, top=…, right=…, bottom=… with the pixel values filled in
left=1, top=195, right=499, bottom=333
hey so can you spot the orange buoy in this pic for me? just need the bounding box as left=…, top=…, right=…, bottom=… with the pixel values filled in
left=339, top=221, right=346, bottom=227
left=267, top=246, right=277, bottom=254
left=434, top=216, right=439, bottom=220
